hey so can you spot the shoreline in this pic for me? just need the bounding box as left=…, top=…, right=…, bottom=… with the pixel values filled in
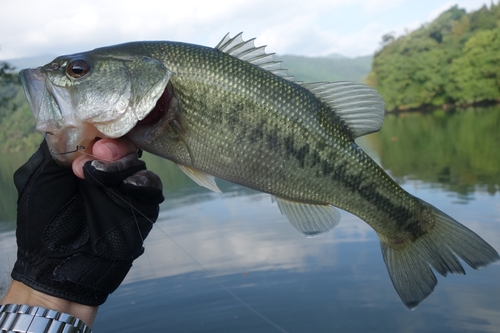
left=385, top=99, right=500, bottom=114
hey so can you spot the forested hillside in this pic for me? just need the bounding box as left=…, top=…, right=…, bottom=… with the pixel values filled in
left=366, top=4, right=500, bottom=111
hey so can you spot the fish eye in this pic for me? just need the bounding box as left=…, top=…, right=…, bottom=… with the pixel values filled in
left=67, top=60, right=91, bottom=78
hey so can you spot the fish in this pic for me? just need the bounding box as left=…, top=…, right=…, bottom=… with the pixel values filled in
left=19, top=33, right=499, bottom=309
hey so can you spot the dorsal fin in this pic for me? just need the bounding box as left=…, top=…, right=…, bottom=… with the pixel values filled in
left=302, top=81, right=385, bottom=138
left=216, top=32, right=294, bottom=81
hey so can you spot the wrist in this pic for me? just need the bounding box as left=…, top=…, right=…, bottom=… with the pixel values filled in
left=1, top=280, right=98, bottom=327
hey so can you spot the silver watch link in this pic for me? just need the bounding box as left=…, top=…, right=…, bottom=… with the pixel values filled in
left=0, top=304, right=92, bottom=333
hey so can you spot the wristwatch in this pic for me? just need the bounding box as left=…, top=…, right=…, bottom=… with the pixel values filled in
left=0, top=304, right=92, bottom=333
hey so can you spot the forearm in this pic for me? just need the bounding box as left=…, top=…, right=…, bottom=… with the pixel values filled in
left=2, top=138, right=161, bottom=333
left=1, top=280, right=98, bottom=327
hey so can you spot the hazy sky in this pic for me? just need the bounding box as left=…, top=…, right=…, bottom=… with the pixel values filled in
left=0, top=0, right=494, bottom=60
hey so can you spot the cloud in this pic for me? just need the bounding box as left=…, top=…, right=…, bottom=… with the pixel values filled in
left=0, top=0, right=494, bottom=59
left=360, top=0, right=405, bottom=14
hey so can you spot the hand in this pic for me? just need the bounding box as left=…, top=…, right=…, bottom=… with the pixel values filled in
left=10, top=138, right=164, bottom=308
left=71, top=138, right=138, bottom=179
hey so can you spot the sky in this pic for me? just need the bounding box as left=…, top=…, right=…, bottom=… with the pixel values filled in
left=0, top=0, right=495, bottom=61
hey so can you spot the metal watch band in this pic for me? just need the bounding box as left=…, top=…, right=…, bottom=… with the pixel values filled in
left=0, top=304, right=92, bottom=333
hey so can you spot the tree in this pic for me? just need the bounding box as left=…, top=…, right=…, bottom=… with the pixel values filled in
left=0, top=60, right=17, bottom=85
left=0, top=60, right=19, bottom=114
left=447, top=27, right=500, bottom=103
left=366, top=3, right=500, bottom=110
left=380, top=33, right=396, bottom=47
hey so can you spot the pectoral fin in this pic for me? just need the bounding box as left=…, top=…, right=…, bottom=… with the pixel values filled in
left=273, top=196, right=341, bottom=237
left=176, top=164, right=222, bottom=193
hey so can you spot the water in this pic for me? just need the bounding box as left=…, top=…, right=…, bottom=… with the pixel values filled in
left=0, top=106, right=499, bottom=332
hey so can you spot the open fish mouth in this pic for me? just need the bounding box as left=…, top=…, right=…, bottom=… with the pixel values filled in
left=20, top=68, right=99, bottom=165
left=20, top=68, right=78, bottom=134
left=20, top=68, right=47, bottom=127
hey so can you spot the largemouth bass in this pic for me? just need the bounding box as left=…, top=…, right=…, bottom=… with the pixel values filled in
left=19, top=33, right=499, bottom=308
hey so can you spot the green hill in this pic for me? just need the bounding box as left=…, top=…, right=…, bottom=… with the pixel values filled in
left=276, top=54, right=372, bottom=83
left=366, top=3, right=500, bottom=111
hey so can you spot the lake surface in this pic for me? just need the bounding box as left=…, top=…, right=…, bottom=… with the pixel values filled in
left=0, top=106, right=499, bottom=332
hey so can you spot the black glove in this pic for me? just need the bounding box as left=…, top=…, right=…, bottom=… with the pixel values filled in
left=11, top=140, right=164, bottom=306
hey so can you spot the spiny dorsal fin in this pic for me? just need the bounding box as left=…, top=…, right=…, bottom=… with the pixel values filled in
left=216, top=32, right=294, bottom=81
left=302, top=81, right=385, bottom=138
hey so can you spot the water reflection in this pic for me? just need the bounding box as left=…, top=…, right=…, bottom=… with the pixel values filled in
left=126, top=191, right=375, bottom=282
left=365, top=106, right=500, bottom=197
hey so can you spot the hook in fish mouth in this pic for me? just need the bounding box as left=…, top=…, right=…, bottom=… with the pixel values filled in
left=44, top=132, right=86, bottom=155
left=47, top=145, right=86, bottom=155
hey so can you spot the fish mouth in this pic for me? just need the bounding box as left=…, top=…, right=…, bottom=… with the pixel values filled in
left=20, top=68, right=48, bottom=126
left=20, top=65, right=172, bottom=166
left=20, top=68, right=99, bottom=166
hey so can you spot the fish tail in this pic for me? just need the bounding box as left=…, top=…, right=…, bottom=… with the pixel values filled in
left=380, top=199, right=499, bottom=309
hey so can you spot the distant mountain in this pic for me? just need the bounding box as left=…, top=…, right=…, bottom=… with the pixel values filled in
left=326, top=53, right=348, bottom=59
left=5, top=55, right=56, bottom=70
left=275, top=54, right=373, bottom=83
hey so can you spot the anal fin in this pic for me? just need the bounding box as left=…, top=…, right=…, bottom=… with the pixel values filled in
left=176, top=163, right=222, bottom=193
left=273, top=196, right=341, bottom=237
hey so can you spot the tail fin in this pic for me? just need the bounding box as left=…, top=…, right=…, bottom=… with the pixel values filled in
left=380, top=199, right=499, bottom=309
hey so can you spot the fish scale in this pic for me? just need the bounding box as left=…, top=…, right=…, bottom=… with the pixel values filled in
left=145, top=42, right=433, bottom=235
left=19, top=33, right=499, bottom=309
